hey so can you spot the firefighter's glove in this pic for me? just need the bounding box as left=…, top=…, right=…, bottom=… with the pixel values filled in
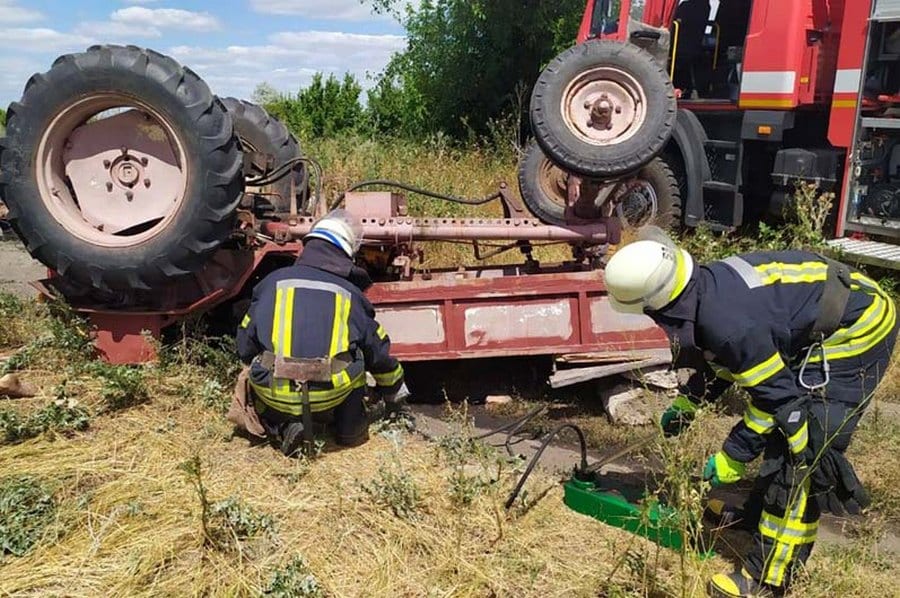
left=660, top=395, right=698, bottom=437
left=383, top=383, right=415, bottom=430
left=704, top=451, right=746, bottom=487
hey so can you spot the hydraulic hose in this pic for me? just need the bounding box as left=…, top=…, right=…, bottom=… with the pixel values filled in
left=504, top=423, right=588, bottom=510
left=330, top=179, right=504, bottom=211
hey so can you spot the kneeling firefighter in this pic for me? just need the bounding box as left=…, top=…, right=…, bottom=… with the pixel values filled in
left=234, top=210, right=409, bottom=456
left=605, top=229, right=897, bottom=597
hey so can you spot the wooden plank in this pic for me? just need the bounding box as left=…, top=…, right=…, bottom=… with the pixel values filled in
left=556, top=348, right=671, bottom=365
left=549, top=355, right=671, bottom=389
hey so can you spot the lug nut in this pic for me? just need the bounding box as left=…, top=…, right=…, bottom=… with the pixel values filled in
left=125, top=191, right=134, bottom=201
left=584, top=100, right=593, bottom=109
left=143, top=178, right=151, bottom=188
left=106, top=182, right=113, bottom=192
left=140, top=157, right=149, bottom=166
left=103, top=159, right=111, bottom=168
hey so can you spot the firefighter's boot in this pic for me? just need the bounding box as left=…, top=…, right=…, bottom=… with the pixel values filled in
left=280, top=422, right=306, bottom=457
left=708, top=569, right=774, bottom=598
left=704, top=498, right=755, bottom=532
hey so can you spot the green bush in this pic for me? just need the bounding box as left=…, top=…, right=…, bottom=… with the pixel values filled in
left=209, top=496, right=276, bottom=542
left=362, top=460, right=421, bottom=520
left=0, top=476, right=55, bottom=557
left=263, top=73, right=365, bottom=139
left=85, top=363, right=148, bottom=412
left=0, top=399, right=90, bottom=445
left=265, top=555, right=325, bottom=597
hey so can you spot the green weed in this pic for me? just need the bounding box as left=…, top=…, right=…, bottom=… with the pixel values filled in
left=85, top=363, right=149, bottom=412
left=209, top=496, right=277, bottom=542
left=362, top=459, right=421, bottom=520
left=0, top=391, right=90, bottom=445
left=0, top=475, right=55, bottom=557
left=265, top=555, right=325, bottom=598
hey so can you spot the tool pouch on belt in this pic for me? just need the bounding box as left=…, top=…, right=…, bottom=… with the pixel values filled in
left=227, top=366, right=267, bottom=438
left=762, top=398, right=812, bottom=508
left=806, top=415, right=871, bottom=515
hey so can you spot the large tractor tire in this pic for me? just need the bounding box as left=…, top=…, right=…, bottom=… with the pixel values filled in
left=518, top=139, right=681, bottom=228
left=0, top=45, right=243, bottom=292
left=220, top=97, right=306, bottom=213
left=530, top=40, right=676, bottom=178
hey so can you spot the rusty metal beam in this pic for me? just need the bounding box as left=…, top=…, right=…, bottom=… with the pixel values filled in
left=264, top=217, right=610, bottom=243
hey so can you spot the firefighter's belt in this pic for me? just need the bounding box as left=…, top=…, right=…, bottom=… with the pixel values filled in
left=257, top=350, right=352, bottom=379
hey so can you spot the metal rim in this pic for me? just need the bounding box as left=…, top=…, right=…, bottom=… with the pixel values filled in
left=560, top=66, right=648, bottom=147
left=615, top=179, right=659, bottom=228
left=537, top=154, right=570, bottom=210
left=36, top=93, right=189, bottom=248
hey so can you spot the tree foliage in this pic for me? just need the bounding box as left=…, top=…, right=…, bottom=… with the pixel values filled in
left=371, top=0, right=585, bottom=138
left=263, top=73, right=364, bottom=138
left=253, top=0, right=587, bottom=141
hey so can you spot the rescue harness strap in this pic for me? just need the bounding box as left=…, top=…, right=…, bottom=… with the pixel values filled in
left=808, top=256, right=853, bottom=344
left=798, top=256, right=853, bottom=391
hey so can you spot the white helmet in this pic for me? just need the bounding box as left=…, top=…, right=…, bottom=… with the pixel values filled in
left=605, top=238, right=694, bottom=314
left=304, top=209, right=363, bottom=257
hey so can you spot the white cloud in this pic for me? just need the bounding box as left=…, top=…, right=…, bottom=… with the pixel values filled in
left=74, top=20, right=162, bottom=39
left=121, top=0, right=160, bottom=4
left=74, top=7, right=221, bottom=40
left=251, top=0, right=376, bottom=20
left=249, top=0, right=419, bottom=21
left=110, top=7, right=221, bottom=31
left=0, top=28, right=93, bottom=52
left=168, top=30, right=406, bottom=100
left=0, top=0, right=43, bottom=25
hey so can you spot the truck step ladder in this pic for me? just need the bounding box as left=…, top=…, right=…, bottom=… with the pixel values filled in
left=827, top=237, right=900, bottom=270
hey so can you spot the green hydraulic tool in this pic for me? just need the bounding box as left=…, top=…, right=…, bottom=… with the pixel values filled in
left=562, top=436, right=713, bottom=555
left=505, top=428, right=711, bottom=555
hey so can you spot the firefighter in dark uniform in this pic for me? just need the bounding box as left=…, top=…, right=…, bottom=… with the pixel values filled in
left=605, top=230, right=898, bottom=597
left=236, top=210, right=408, bottom=456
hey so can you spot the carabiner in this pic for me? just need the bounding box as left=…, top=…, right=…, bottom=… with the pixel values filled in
left=798, top=341, right=830, bottom=391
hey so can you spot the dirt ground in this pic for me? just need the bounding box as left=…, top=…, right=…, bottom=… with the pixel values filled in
left=0, top=237, right=45, bottom=297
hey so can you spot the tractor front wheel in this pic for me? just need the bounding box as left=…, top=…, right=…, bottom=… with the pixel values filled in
left=530, top=40, right=676, bottom=178
left=0, top=45, right=243, bottom=292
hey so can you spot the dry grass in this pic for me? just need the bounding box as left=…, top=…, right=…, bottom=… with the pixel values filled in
left=1, top=295, right=899, bottom=596
left=305, top=136, right=571, bottom=268
left=1, top=139, right=899, bottom=595
left=0, top=376, right=718, bottom=596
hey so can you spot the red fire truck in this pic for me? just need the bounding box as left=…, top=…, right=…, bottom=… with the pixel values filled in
left=573, top=0, right=900, bottom=268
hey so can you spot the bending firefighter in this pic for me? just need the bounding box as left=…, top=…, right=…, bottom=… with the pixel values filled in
left=235, top=210, right=408, bottom=456
left=605, top=229, right=898, bottom=598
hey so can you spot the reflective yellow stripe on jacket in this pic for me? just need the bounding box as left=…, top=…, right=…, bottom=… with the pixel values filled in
left=262, top=278, right=359, bottom=415
left=753, top=261, right=828, bottom=286
left=811, top=272, right=897, bottom=363
left=372, top=363, right=404, bottom=387
left=732, top=352, right=787, bottom=388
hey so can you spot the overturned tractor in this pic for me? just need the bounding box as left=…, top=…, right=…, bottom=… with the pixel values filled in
left=0, top=43, right=675, bottom=364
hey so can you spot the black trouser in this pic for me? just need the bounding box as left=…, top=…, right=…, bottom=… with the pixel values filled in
left=742, top=324, right=898, bottom=587
left=256, top=387, right=369, bottom=447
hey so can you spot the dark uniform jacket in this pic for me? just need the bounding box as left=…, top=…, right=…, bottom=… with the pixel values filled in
left=654, top=250, right=894, bottom=463
left=236, top=240, right=404, bottom=415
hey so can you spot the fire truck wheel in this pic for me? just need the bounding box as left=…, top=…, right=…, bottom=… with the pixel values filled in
left=530, top=40, right=676, bottom=178
left=518, top=139, right=681, bottom=228
left=0, top=45, right=243, bottom=292
left=220, top=97, right=307, bottom=214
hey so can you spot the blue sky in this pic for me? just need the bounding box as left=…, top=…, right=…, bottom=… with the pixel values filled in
left=0, top=0, right=411, bottom=108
